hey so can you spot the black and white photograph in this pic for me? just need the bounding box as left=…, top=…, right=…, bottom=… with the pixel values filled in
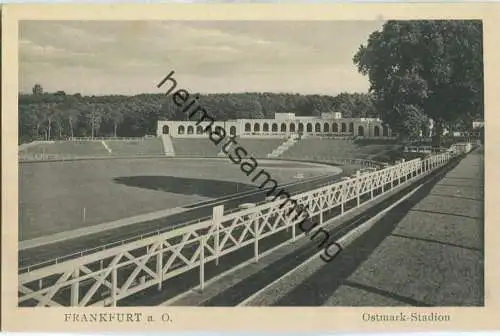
left=14, top=18, right=485, bottom=309
left=3, top=4, right=497, bottom=331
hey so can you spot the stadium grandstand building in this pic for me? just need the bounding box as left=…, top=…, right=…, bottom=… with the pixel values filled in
left=157, top=112, right=394, bottom=138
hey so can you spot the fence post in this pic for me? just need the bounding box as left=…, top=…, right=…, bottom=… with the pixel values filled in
left=370, top=175, right=374, bottom=200
left=111, top=266, right=117, bottom=307
left=391, top=167, right=395, bottom=189
left=71, top=268, right=79, bottom=306
left=212, top=205, right=224, bottom=266
left=199, top=235, right=205, bottom=292
left=319, top=195, right=324, bottom=226
left=254, top=212, right=260, bottom=262
left=356, top=173, right=361, bottom=207
left=341, top=182, right=346, bottom=215
left=157, top=243, right=163, bottom=291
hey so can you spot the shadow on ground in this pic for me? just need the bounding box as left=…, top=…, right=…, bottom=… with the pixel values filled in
left=274, top=154, right=484, bottom=306
left=113, top=175, right=256, bottom=198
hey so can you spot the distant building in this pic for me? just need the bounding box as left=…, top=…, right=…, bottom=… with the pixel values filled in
left=32, top=84, right=43, bottom=95
left=157, top=112, right=393, bottom=139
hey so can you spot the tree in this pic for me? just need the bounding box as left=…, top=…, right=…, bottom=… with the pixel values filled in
left=84, top=103, right=103, bottom=139
left=19, top=103, right=43, bottom=143
left=67, top=106, right=80, bottom=139
left=40, top=102, right=58, bottom=140
left=397, top=104, right=429, bottom=139
left=235, top=95, right=264, bottom=119
left=103, top=105, right=124, bottom=137
left=353, top=20, right=483, bottom=145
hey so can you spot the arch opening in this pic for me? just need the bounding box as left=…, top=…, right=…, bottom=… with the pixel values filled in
left=383, top=126, right=389, bottom=137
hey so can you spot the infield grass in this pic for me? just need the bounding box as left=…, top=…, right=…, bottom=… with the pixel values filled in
left=19, top=158, right=340, bottom=241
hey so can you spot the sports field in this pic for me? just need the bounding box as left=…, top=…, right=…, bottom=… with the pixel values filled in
left=19, top=157, right=342, bottom=241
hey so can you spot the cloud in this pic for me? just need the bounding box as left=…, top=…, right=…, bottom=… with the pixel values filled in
left=19, top=20, right=384, bottom=95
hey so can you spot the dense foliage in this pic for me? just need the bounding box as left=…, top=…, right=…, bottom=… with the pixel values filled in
left=19, top=91, right=378, bottom=144
left=353, top=20, right=484, bottom=143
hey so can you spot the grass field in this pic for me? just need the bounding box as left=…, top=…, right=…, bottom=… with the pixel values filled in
left=19, top=157, right=341, bottom=241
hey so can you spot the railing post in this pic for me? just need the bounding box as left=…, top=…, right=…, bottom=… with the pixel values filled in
left=111, top=266, right=117, bottom=307
left=157, top=244, right=163, bottom=291
left=212, top=205, right=224, bottom=266
left=71, top=268, right=79, bottom=306
left=254, top=213, right=260, bottom=262
left=370, top=176, right=374, bottom=199
left=319, top=195, right=324, bottom=226
left=391, top=168, right=395, bottom=189
left=341, top=182, right=346, bottom=215
left=356, top=172, right=361, bottom=206
left=199, top=235, right=205, bottom=292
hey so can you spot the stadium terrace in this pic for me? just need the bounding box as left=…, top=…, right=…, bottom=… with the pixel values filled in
left=156, top=74, right=393, bottom=140
left=157, top=109, right=394, bottom=141
left=157, top=70, right=348, bottom=262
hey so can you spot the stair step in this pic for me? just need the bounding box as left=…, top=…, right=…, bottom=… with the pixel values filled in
left=267, top=136, right=299, bottom=158
left=161, top=135, right=176, bottom=156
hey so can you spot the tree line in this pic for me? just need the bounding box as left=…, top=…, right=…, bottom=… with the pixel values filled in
left=18, top=91, right=378, bottom=144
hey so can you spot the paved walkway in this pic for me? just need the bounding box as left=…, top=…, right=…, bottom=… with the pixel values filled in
left=318, top=148, right=484, bottom=306
left=168, top=148, right=484, bottom=306
left=272, top=148, right=484, bottom=306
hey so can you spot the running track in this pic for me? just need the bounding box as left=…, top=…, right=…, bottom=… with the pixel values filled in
left=19, top=166, right=355, bottom=270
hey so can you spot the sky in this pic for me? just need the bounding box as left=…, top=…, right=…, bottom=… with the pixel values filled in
left=19, top=20, right=385, bottom=96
